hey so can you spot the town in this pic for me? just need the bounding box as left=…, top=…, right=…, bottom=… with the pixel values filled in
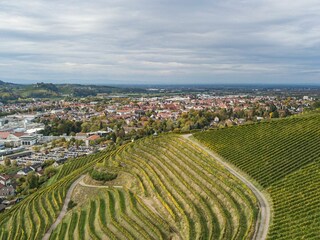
left=0, top=88, right=318, bottom=212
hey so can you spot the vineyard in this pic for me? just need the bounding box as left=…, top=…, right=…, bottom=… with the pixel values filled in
left=0, top=149, right=117, bottom=240
left=194, top=112, right=320, bottom=239
left=49, top=135, right=259, bottom=239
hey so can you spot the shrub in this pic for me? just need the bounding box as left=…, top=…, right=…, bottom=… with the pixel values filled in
left=67, top=200, right=77, bottom=210
left=90, top=169, right=117, bottom=182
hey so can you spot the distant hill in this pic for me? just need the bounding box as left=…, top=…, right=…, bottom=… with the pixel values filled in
left=0, top=80, right=16, bottom=86
left=0, top=81, right=145, bottom=102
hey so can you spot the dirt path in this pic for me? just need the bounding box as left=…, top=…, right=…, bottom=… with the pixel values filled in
left=42, top=175, right=85, bottom=240
left=78, top=179, right=123, bottom=188
left=182, top=134, right=271, bottom=240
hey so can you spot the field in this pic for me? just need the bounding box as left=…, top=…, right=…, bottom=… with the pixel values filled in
left=194, top=112, right=320, bottom=239
left=0, top=149, right=117, bottom=239
left=48, top=135, right=259, bottom=240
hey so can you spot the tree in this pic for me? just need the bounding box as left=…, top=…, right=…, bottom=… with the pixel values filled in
left=11, top=160, right=18, bottom=167
left=33, top=146, right=40, bottom=152
left=312, top=101, right=320, bottom=109
left=75, top=139, right=84, bottom=148
left=51, top=140, right=57, bottom=148
left=4, top=158, right=11, bottom=166
left=272, top=110, right=280, bottom=118
left=44, top=166, right=58, bottom=178
left=67, top=200, right=77, bottom=210
left=42, top=159, right=55, bottom=168
left=81, top=122, right=90, bottom=132
left=26, top=172, right=39, bottom=189
left=90, top=169, right=118, bottom=182
left=116, top=137, right=122, bottom=145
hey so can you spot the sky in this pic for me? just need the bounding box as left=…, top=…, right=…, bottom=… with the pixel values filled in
left=1, top=0, right=320, bottom=85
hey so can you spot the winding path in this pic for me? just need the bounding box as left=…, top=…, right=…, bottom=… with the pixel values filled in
left=79, top=179, right=123, bottom=188
left=182, top=134, right=271, bottom=240
left=42, top=175, right=85, bottom=240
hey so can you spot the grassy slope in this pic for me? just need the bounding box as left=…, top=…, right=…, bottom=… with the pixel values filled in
left=194, top=112, right=320, bottom=239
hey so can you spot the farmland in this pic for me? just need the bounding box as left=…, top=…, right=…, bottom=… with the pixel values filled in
left=0, top=150, right=116, bottom=239
left=194, top=112, right=320, bottom=239
left=48, top=135, right=259, bottom=239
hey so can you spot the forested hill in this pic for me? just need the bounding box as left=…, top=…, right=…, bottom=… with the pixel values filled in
left=0, top=81, right=144, bottom=102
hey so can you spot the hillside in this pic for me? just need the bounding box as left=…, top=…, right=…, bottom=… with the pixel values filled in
left=49, top=135, right=259, bottom=239
left=0, top=150, right=112, bottom=239
left=0, top=134, right=260, bottom=239
left=0, top=80, right=144, bottom=102
left=194, top=111, right=320, bottom=239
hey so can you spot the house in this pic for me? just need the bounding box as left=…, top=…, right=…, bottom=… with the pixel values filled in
left=0, top=132, right=10, bottom=141
left=0, top=119, right=6, bottom=127
left=17, top=167, right=33, bottom=176
left=55, top=158, right=67, bottom=165
left=85, top=134, right=100, bottom=147
left=6, top=134, right=20, bottom=147
left=20, top=135, right=38, bottom=146
left=2, top=199, right=17, bottom=205
left=0, top=132, right=20, bottom=147
left=0, top=185, right=15, bottom=198
left=0, top=175, right=11, bottom=186
left=30, top=163, right=42, bottom=172
left=135, top=109, right=145, bottom=117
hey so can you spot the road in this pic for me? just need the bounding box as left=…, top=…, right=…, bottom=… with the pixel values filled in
left=182, top=134, right=270, bottom=240
left=42, top=175, right=85, bottom=240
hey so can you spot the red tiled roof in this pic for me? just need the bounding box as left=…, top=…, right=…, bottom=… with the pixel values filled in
left=0, top=132, right=10, bottom=139
left=86, top=135, right=100, bottom=141
left=0, top=175, right=10, bottom=180
left=12, top=132, right=26, bottom=137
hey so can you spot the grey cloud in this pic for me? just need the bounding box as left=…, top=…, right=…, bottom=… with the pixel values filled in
left=0, top=0, right=320, bottom=84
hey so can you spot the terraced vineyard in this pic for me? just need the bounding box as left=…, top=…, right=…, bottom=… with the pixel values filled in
left=194, top=112, right=320, bottom=239
left=50, top=188, right=172, bottom=240
left=50, top=135, right=259, bottom=240
left=0, top=149, right=117, bottom=240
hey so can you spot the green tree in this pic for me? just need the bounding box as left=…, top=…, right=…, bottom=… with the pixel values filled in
left=44, top=166, right=58, bottom=178
left=272, top=110, right=280, bottom=118
left=42, top=159, right=55, bottom=168
left=26, top=172, right=39, bottom=189
left=11, top=160, right=18, bottom=167
left=4, top=158, right=11, bottom=166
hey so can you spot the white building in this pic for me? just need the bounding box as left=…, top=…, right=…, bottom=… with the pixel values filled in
left=20, top=135, right=38, bottom=146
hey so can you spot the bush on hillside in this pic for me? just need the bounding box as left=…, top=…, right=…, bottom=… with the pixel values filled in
left=90, top=168, right=118, bottom=182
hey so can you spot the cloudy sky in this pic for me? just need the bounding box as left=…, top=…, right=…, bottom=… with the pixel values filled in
left=1, top=0, right=320, bottom=85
